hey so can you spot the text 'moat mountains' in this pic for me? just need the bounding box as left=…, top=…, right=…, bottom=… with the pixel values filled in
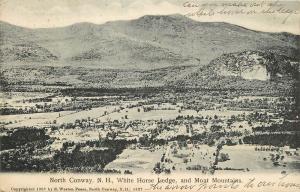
left=0, top=14, right=299, bottom=89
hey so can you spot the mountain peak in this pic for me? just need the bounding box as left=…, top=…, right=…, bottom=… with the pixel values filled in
left=133, top=14, right=194, bottom=25
left=129, top=14, right=198, bottom=32
left=68, top=22, right=98, bottom=28
left=139, top=14, right=187, bottom=19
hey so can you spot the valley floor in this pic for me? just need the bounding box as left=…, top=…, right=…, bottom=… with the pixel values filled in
left=1, top=89, right=299, bottom=174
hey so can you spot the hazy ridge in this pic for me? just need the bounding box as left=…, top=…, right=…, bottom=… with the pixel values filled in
left=0, top=14, right=299, bottom=91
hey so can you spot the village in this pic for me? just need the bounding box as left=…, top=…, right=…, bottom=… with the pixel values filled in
left=0, top=90, right=299, bottom=173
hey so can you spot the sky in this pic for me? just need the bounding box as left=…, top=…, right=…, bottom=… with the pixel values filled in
left=0, top=0, right=299, bottom=34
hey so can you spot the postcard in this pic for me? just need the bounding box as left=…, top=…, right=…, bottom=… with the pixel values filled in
left=0, top=0, right=299, bottom=191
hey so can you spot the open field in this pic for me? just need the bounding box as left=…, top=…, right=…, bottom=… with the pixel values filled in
left=98, top=106, right=251, bottom=122
left=0, top=111, right=74, bottom=128
left=105, top=146, right=164, bottom=173
left=1, top=90, right=299, bottom=174
left=218, top=145, right=300, bottom=173
left=1, top=101, right=252, bottom=128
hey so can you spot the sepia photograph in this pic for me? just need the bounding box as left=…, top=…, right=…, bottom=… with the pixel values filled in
left=0, top=0, right=299, bottom=191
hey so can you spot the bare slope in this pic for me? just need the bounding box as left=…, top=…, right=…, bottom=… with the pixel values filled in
left=0, top=15, right=299, bottom=92
left=1, top=14, right=298, bottom=69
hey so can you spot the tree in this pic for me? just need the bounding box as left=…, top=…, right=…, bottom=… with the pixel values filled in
left=106, top=131, right=117, bottom=140
left=139, top=134, right=150, bottom=146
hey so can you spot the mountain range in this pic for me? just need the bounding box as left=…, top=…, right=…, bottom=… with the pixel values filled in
left=0, top=14, right=299, bottom=92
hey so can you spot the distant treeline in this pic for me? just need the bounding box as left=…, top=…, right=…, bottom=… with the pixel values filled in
left=54, top=139, right=135, bottom=172
left=59, top=86, right=266, bottom=97
left=0, top=127, right=135, bottom=172
left=243, top=133, right=300, bottom=148
left=245, top=121, right=300, bottom=148
left=253, top=121, right=300, bottom=132
left=60, top=87, right=166, bottom=97
left=3, top=82, right=294, bottom=97
left=0, top=128, right=50, bottom=150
